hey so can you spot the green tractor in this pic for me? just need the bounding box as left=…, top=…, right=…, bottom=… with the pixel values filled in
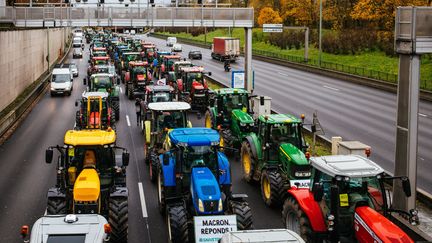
left=240, top=114, right=311, bottom=207
left=84, top=73, right=120, bottom=120
left=205, top=88, right=255, bottom=152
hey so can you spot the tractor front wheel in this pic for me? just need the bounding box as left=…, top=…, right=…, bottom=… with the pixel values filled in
left=167, top=205, right=189, bottom=243
left=222, top=129, right=234, bottom=156
left=113, top=101, right=120, bottom=121
left=228, top=200, right=253, bottom=230
left=261, top=170, right=286, bottom=207
left=240, top=141, right=255, bottom=182
left=149, top=154, right=158, bottom=183
left=47, top=198, right=67, bottom=215
left=157, top=169, right=166, bottom=214
left=109, top=197, right=128, bottom=243
left=282, top=197, right=316, bottom=242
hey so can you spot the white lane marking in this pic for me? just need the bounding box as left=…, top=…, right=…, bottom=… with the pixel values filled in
left=44, top=209, right=47, bottom=216
left=138, top=182, right=148, bottom=218
left=126, top=115, right=131, bottom=127
left=120, top=87, right=123, bottom=94
left=323, top=85, right=340, bottom=91
left=278, top=72, right=289, bottom=76
left=419, top=113, right=428, bottom=117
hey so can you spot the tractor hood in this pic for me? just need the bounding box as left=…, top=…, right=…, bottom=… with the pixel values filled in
left=279, top=143, right=308, bottom=166
left=232, top=109, right=253, bottom=124
left=191, top=167, right=222, bottom=214
left=192, top=81, right=204, bottom=90
left=73, top=168, right=100, bottom=202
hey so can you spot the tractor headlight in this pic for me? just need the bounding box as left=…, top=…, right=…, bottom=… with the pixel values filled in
left=240, top=122, right=246, bottom=126
left=218, top=198, right=223, bottom=211
left=198, top=199, right=205, bottom=213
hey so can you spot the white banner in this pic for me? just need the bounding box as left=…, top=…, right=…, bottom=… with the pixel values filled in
left=194, top=215, right=237, bottom=243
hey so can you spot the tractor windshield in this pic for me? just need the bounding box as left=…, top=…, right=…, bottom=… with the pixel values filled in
left=270, top=123, right=303, bottom=148
left=91, top=77, right=111, bottom=90
left=126, top=54, right=139, bottom=61
left=183, top=145, right=218, bottom=173
left=52, top=74, right=70, bottom=83
left=96, top=67, right=109, bottom=73
left=223, top=94, right=248, bottom=114
left=156, top=111, right=186, bottom=130
left=93, top=52, right=107, bottom=57
left=151, top=92, right=172, bottom=103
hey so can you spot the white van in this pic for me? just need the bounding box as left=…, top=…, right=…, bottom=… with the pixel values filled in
left=50, top=65, right=73, bottom=96
left=166, top=37, right=177, bottom=47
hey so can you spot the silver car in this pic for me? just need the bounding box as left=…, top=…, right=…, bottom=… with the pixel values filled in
left=70, top=63, right=78, bottom=77
left=73, top=48, right=83, bottom=58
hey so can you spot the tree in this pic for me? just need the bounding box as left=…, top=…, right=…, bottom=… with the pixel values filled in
left=279, top=0, right=318, bottom=27
left=257, top=7, right=283, bottom=27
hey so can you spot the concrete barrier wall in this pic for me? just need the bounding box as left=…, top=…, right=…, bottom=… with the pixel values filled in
left=0, top=27, right=69, bottom=111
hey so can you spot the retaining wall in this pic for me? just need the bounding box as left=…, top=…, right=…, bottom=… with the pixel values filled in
left=0, top=27, right=69, bottom=111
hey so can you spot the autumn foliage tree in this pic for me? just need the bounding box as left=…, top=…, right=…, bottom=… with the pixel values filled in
left=257, top=7, right=283, bottom=26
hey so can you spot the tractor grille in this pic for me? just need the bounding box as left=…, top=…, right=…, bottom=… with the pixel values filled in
left=74, top=201, right=99, bottom=214
left=291, top=164, right=311, bottom=178
left=204, top=200, right=219, bottom=212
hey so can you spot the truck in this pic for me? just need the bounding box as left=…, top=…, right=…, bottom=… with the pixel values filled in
left=50, top=64, right=74, bottom=96
left=211, top=37, right=240, bottom=62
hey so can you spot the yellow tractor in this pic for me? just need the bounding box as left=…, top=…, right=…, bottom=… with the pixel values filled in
left=45, top=128, right=129, bottom=243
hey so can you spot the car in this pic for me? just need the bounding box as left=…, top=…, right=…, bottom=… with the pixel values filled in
left=171, top=43, right=182, bottom=52
left=50, top=64, right=73, bottom=96
left=72, top=48, right=82, bottom=58
left=70, top=63, right=78, bottom=77
left=188, top=50, right=202, bottom=59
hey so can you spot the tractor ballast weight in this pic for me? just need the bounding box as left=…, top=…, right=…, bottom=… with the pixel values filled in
left=158, top=128, right=253, bottom=243
left=45, top=129, right=130, bottom=243
left=282, top=154, right=418, bottom=242
left=240, top=113, right=311, bottom=207
left=75, top=91, right=116, bottom=130
left=143, top=101, right=191, bottom=182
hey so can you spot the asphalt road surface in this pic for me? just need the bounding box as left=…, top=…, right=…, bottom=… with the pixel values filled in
left=0, top=42, right=283, bottom=242
left=146, top=35, right=432, bottom=195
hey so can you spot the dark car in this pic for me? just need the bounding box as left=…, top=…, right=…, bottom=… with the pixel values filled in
left=188, top=50, right=202, bottom=60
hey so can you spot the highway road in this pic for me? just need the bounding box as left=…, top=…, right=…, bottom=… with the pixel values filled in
left=146, top=35, right=432, bottom=195
left=0, top=42, right=284, bottom=242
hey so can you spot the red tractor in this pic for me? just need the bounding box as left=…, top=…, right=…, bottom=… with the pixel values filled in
left=87, top=56, right=110, bottom=77
left=124, top=61, right=152, bottom=99
left=157, top=55, right=182, bottom=80
left=282, top=153, right=418, bottom=243
left=141, top=43, right=156, bottom=63
left=175, top=66, right=212, bottom=112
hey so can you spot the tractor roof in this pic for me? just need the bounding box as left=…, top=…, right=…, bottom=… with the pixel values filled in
left=91, top=73, right=113, bottom=78
left=164, top=55, right=181, bottom=59
left=258, top=114, right=302, bottom=124
left=124, top=52, right=141, bottom=55
left=215, top=88, right=248, bottom=95
left=92, top=56, right=109, bottom=60
left=181, top=66, right=204, bottom=72
left=93, top=47, right=106, bottom=51
left=82, top=91, right=109, bottom=99
left=311, top=155, right=384, bottom=178
left=64, top=129, right=116, bottom=146
left=157, top=51, right=172, bottom=54
left=146, top=85, right=174, bottom=92
left=169, top=128, right=220, bottom=146
left=148, top=102, right=190, bottom=111
left=174, top=61, right=192, bottom=65
left=129, top=61, right=148, bottom=66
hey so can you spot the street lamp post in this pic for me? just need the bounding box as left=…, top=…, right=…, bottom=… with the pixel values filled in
left=318, top=0, right=323, bottom=67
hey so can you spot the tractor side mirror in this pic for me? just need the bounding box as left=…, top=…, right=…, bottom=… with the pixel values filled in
left=88, top=60, right=91, bottom=63
left=313, top=182, right=324, bottom=201
left=208, top=72, right=212, bottom=76
left=163, top=153, right=170, bottom=166
left=402, top=177, right=411, bottom=197
left=122, top=151, right=130, bottom=166
left=75, top=101, right=78, bottom=107
left=117, top=77, right=120, bottom=85
left=83, top=78, right=87, bottom=85
left=45, top=149, right=53, bottom=164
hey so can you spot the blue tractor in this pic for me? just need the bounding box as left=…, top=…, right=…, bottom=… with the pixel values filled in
left=157, top=128, right=253, bottom=242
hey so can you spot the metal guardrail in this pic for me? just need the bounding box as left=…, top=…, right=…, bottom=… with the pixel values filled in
left=0, top=7, right=254, bottom=28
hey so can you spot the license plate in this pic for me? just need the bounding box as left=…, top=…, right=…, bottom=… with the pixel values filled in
left=290, top=179, right=310, bottom=188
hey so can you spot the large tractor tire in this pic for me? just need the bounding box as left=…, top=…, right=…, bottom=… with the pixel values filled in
left=109, top=197, right=128, bottom=243
left=157, top=169, right=166, bottom=214
left=222, top=129, right=234, bottom=156
left=228, top=200, right=253, bottom=230
left=261, top=170, right=286, bottom=207
left=282, top=197, right=315, bottom=242
left=47, top=198, right=67, bottom=215
left=127, top=84, right=133, bottom=100
left=166, top=205, right=189, bottom=243
left=149, top=153, right=158, bottom=183
left=204, top=110, right=214, bottom=129
left=144, top=143, right=149, bottom=165
left=113, top=101, right=120, bottom=121
left=240, top=141, right=255, bottom=183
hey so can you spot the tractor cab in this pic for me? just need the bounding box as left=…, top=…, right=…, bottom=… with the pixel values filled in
left=145, top=85, right=176, bottom=104
left=142, top=43, right=156, bottom=62
left=283, top=154, right=418, bottom=242
left=160, top=55, right=182, bottom=76
left=44, top=129, right=129, bottom=242
left=91, top=51, right=108, bottom=58
left=75, top=91, right=115, bottom=130
left=177, top=66, right=212, bottom=111
left=86, top=73, right=117, bottom=92
left=124, top=61, right=152, bottom=99
left=170, top=60, right=193, bottom=82
left=122, top=52, right=142, bottom=71
left=92, top=41, right=104, bottom=48
left=155, top=51, right=172, bottom=62
left=90, top=56, right=109, bottom=66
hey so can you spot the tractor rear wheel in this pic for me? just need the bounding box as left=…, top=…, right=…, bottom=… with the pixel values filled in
left=157, top=169, right=166, bottom=214
left=222, top=129, right=234, bottom=156
left=261, top=170, right=286, bottom=207
left=228, top=200, right=253, bottom=230
left=167, top=205, right=189, bottom=243
left=113, top=101, right=120, bottom=121
left=240, top=141, right=255, bottom=183
left=149, top=154, right=158, bottom=183
left=109, top=197, right=128, bottom=243
left=127, top=84, right=133, bottom=100
left=204, top=110, right=214, bottom=129
left=282, top=197, right=316, bottom=242
left=47, top=198, right=67, bottom=215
